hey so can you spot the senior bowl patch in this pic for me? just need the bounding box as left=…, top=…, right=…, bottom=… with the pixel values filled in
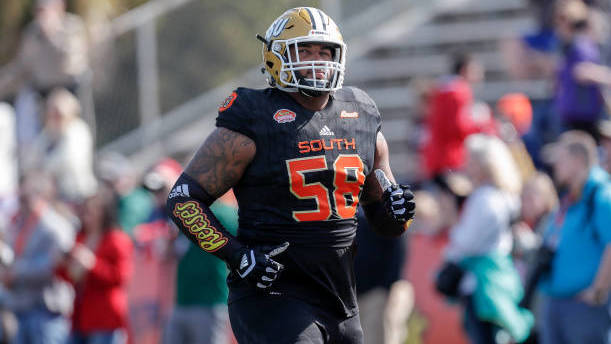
left=219, top=91, right=237, bottom=112
left=340, top=110, right=359, bottom=118
left=273, top=109, right=297, bottom=123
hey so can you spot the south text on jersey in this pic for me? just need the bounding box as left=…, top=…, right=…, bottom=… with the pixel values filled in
left=298, top=138, right=356, bottom=154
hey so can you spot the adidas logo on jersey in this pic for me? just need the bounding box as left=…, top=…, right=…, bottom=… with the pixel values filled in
left=319, top=125, right=334, bottom=136
left=168, top=184, right=190, bottom=199
left=239, top=254, right=249, bottom=270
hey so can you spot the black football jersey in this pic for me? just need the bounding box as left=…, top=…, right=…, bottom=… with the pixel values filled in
left=215, top=87, right=381, bottom=317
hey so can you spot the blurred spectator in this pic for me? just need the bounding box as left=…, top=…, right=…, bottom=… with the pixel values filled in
left=407, top=78, right=434, bottom=126
left=128, top=158, right=181, bottom=344
left=142, top=158, right=183, bottom=223
left=572, top=61, right=611, bottom=93
left=23, top=88, right=97, bottom=203
left=415, top=173, right=472, bottom=237
left=515, top=93, right=563, bottom=170
left=497, top=93, right=534, bottom=138
left=554, top=0, right=605, bottom=140
left=501, top=0, right=558, bottom=81
left=354, top=209, right=412, bottom=344
left=163, top=191, right=238, bottom=344
left=0, top=0, right=93, bottom=148
left=0, top=0, right=88, bottom=99
left=495, top=93, right=537, bottom=181
left=598, top=119, right=611, bottom=173
left=0, top=197, right=17, bottom=344
left=437, top=134, right=533, bottom=343
left=1, top=171, right=76, bottom=344
left=513, top=172, right=559, bottom=309
left=97, top=152, right=154, bottom=237
left=421, top=53, right=495, bottom=179
left=583, top=0, right=611, bottom=65
left=537, top=130, right=611, bottom=344
left=0, top=103, right=18, bottom=230
left=515, top=172, right=558, bottom=238
left=529, top=0, right=559, bottom=45
left=511, top=173, right=559, bottom=344
left=57, top=184, right=132, bottom=344
left=407, top=78, right=434, bottom=183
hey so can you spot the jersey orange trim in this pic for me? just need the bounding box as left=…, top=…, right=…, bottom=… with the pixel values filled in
left=219, top=91, right=238, bottom=112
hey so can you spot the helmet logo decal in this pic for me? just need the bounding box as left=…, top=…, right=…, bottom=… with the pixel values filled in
left=219, top=91, right=237, bottom=112
left=273, top=109, right=297, bottom=123
left=266, top=17, right=289, bottom=41
left=310, top=30, right=329, bottom=36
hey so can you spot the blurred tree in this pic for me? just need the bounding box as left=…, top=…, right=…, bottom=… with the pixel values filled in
left=157, top=0, right=320, bottom=113
left=95, top=0, right=319, bottom=145
left=0, top=0, right=151, bottom=64
left=0, top=1, right=33, bottom=65
left=0, top=0, right=321, bottom=146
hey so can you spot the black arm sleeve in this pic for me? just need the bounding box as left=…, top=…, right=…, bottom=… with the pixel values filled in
left=166, top=173, right=244, bottom=263
left=361, top=201, right=408, bottom=237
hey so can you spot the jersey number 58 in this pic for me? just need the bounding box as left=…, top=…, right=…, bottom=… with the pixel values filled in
left=286, top=155, right=365, bottom=222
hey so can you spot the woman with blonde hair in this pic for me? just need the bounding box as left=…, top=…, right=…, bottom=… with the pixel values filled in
left=444, top=134, right=522, bottom=261
left=23, top=87, right=96, bottom=203
left=436, top=134, right=533, bottom=344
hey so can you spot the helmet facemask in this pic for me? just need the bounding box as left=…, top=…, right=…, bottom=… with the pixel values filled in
left=276, top=39, right=345, bottom=96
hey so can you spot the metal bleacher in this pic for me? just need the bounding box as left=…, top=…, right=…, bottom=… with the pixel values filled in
left=344, top=0, right=550, bottom=179
left=105, top=0, right=550, bottom=179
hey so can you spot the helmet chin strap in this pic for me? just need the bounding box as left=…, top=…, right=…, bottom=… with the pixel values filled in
left=298, top=88, right=324, bottom=98
left=296, top=74, right=328, bottom=97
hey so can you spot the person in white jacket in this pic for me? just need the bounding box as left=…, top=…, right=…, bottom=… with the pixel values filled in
left=23, top=88, right=96, bottom=203
left=443, top=134, right=533, bottom=343
left=445, top=134, right=522, bottom=262
left=0, top=103, right=18, bottom=228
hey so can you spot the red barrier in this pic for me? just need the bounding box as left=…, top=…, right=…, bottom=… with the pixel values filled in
left=406, top=233, right=468, bottom=344
left=127, top=220, right=176, bottom=344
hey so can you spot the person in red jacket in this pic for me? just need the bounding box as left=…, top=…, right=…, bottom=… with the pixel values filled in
left=58, top=184, right=133, bottom=344
left=421, top=53, right=495, bottom=179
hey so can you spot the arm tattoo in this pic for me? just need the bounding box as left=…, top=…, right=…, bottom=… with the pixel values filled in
left=185, top=128, right=256, bottom=198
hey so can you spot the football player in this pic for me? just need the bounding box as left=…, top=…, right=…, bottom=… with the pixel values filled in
left=166, top=7, right=415, bottom=343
